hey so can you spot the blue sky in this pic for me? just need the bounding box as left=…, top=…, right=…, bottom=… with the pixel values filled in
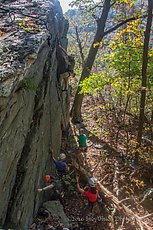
left=59, top=0, right=72, bottom=13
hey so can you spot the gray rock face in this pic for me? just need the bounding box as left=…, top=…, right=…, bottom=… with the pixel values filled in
left=43, top=201, right=69, bottom=228
left=0, top=0, right=69, bottom=229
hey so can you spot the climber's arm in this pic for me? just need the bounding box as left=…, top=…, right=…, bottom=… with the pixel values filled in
left=49, top=147, right=55, bottom=160
left=37, top=183, right=54, bottom=192
left=76, top=176, right=84, bottom=195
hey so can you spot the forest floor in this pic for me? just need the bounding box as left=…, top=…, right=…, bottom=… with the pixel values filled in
left=31, top=92, right=153, bottom=230
left=67, top=95, right=153, bottom=230
left=63, top=94, right=153, bottom=230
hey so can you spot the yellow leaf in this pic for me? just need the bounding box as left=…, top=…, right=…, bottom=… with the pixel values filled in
left=130, top=2, right=134, bottom=7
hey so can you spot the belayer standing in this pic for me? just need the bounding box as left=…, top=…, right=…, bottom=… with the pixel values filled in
left=76, top=176, right=100, bottom=212
left=49, top=147, right=68, bottom=177
left=74, top=128, right=87, bottom=150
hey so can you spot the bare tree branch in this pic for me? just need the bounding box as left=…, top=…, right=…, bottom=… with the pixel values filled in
left=75, top=26, right=85, bottom=67
left=104, top=14, right=148, bottom=37
left=110, top=1, right=116, bottom=7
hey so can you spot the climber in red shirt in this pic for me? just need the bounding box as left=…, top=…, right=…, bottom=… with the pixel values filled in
left=76, top=176, right=99, bottom=212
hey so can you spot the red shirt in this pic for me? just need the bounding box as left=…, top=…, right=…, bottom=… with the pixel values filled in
left=83, top=190, right=98, bottom=202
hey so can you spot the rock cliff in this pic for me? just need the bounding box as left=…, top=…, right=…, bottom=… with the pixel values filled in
left=0, top=0, right=69, bottom=229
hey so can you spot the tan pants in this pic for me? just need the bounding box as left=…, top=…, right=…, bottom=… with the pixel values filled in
left=59, top=72, right=70, bottom=90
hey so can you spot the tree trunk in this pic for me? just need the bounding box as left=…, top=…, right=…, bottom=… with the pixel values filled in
left=136, top=0, right=153, bottom=162
left=72, top=0, right=111, bottom=122
left=151, top=109, right=153, bottom=140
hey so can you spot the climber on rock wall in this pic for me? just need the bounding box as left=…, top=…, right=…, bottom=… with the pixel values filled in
left=37, top=175, right=65, bottom=206
left=56, top=43, right=75, bottom=91
left=50, top=147, right=68, bottom=177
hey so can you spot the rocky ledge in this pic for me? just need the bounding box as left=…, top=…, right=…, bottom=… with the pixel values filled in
left=0, top=0, right=67, bottom=97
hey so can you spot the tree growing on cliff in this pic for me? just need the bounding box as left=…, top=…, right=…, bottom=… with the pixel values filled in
left=70, top=0, right=148, bottom=122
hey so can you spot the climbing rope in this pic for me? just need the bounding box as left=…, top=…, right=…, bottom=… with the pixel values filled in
left=55, top=81, right=67, bottom=129
left=49, top=51, right=53, bottom=146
